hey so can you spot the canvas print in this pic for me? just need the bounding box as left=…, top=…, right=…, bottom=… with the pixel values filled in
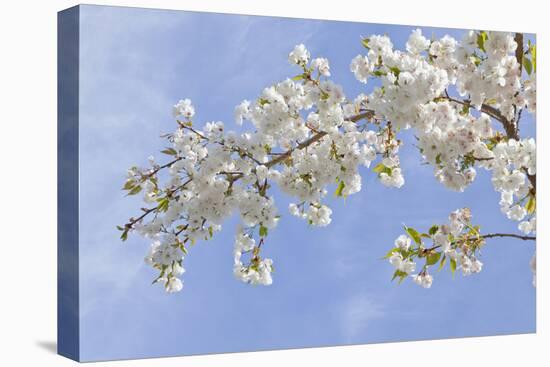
left=57, top=4, right=537, bottom=362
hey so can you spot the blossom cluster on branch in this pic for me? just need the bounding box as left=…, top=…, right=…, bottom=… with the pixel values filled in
left=120, top=29, right=536, bottom=293
left=387, top=208, right=535, bottom=288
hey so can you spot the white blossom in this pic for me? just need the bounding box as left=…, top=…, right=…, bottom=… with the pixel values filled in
left=173, top=98, right=195, bottom=119
left=311, top=57, right=331, bottom=76
left=288, top=44, right=310, bottom=65
left=406, top=29, right=430, bottom=54
left=350, top=55, right=371, bottom=83
left=395, top=234, right=411, bottom=251
left=413, top=272, right=433, bottom=288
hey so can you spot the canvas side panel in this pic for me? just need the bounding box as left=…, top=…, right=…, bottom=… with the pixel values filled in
left=57, top=5, right=80, bottom=362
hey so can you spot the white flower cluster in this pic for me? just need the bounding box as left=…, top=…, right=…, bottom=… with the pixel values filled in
left=432, top=208, right=484, bottom=278
left=388, top=208, right=486, bottom=289
left=144, top=236, right=186, bottom=293
left=389, top=252, right=416, bottom=274
left=123, top=29, right=535, bottom=294
left=453, top=32, right=522, bottom=119
left=353, top=29, right=536, bottom=231
left=233, top=229, right=273, bottom=285
left=172, top=98, right=195, bottom=120
left=123, top=44, right=390, bottom=292
left=490, top=138, right=536, bottom=233
left=356, top=30, right=450, bottom=130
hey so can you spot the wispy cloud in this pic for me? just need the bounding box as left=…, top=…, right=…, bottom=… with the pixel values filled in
left=340, top=292, right=385, bottom=341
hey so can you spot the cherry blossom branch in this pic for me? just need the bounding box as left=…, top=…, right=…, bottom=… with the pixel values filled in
left=481, top=232, right=535, bottom=241
left=122, top=32, right=537, bottom=292
left=125, top=207, right=156, bottom=230
left=441, top=93, right=536, bottom=192
left=144, top=157, right=183, bottom=178
left=123, top=178, right=193, bottom=230
left=441, top=94, right=515, bottom=136
left=265, top=110, right=375, bottom=168
left=423, top=232, right=535, bottom=252
left=123, top=109, right=375, bottom=232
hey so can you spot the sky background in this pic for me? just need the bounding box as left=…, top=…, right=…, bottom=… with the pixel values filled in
left=76, top=5, right=536, bottom=362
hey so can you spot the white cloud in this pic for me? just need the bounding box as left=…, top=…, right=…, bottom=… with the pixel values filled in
left=340, top=292, right=385, bottom=341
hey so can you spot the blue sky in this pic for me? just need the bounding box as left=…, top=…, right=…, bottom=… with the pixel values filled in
left=76, top=5, right=536, bottom=361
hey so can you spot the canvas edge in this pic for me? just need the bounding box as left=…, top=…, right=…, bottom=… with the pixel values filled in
left=57, top=4, right=81, bottom=362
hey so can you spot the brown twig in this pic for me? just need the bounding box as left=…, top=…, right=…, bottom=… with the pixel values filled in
left=265, top=109, right=374, bottom=168
left=424, top=232, right=536, bottom=252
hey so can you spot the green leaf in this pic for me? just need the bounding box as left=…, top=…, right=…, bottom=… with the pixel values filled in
left=426, top=251, right=441, bottom=266
left=523, top=56, right=533, bottom=75
left=397, top=275, right=408, bottom=284
left=361, top=38, right=370, bottom=49
left=128, top=185, right=142, bottom=196
left=470, top=54, right=482, bottom=66
left=292, top=74, right=305, bottom=81
left=428, top=225, right=439, bottom=236
left=531, top=44, right=536, bottom=72
left=405, top=227, right=422, bottom=245
left=388, top=66, right=401, bottom=77
left=372, top=163, right=392, bottom=176
left=476, top=31, right=487, bottom=52
left=259, top=225, right=268, bottom=237
left=116, top=225, right=124, bottom=231
left=157, top=198, right=169, bottom=212
left=120, top=229, right=129, bottom=241
left=161, top=147, right=177, bottom=156
left=208, top=226, right=214, bottom=239
left=391, top=269, right=408, bottom=283
left=383, top=248, right=398, bottom=259
left=450, top=257, right=457, bottom=275
left=123, top=179, right=135, bottom=190
left=372, top=163, right=385, bottom=173
left=526, top=196, right=536, bottom=215
left=334, top=180, right=346, bottom=197
left=438, top=255, right=447, bottom=271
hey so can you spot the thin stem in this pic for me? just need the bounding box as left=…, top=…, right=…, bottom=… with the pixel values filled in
left=424, top=232, right=535, bottom=252
left=480, top=233, right=535, bottom=241
left=126, top=207, right=156, bottom=229
left=178, top=122, right=208, bottom=140
left=125, top=178, right=193, bottom=229
left=144, top=157, right=183, bottom=178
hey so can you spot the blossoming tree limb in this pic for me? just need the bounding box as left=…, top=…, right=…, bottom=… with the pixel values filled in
left=119, top=29, right=536, bottom=293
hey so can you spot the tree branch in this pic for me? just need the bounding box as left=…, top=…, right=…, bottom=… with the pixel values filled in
left=442, top=95, right=518, bottom=139
left=265, top=110, right=374, bottom=168
left=441, top=94, right=536, bottom=193
left=480, top=232, right=535, bottom=241
left=425, top=232, right=535, bottom=252
left=144, top=157, right=183, bottom=178
left=514, top=33, right=524, bottom=74
left=125, top=110, right=375, bottom=231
